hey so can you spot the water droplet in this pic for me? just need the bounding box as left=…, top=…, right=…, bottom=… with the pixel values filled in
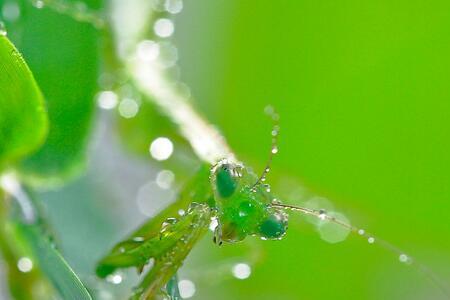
left=96, top=91, right=118, bottom=110
left=318, top=209, right=327, bottom=220
left=17, top=257, right=33, bottom=273
left=272, top=198, right=281, bottom=205
left=150, top=137, right=174, bottom=161
left=187, top=202, right=200, bottom=211
left=132, top=236, right=144, bottom=242
left=136, top=181, right=176, bottom=217
left=165, top=0, right=183, bottom=14
left=209, top=217, right=218, bottom=231
left=178, top=279, right=196, bottom=299
left=162, top=217, right=178, bottom=226
left=0, top=21, right=7, bottom=36
left=178, top=209, right=185, bottom=216
left=358, top=229, right=365, bottom=235
left=31, top=0, right=45, bottom=9
left=264, top=105, right=274, bottom=115
left=317, top=212, right=351, bottom=243
left=232, top=263, right=251, bottom=280
left=2, top=1, right=20, bottom=22
left=399, top=254, right=411, bottom=264
left=136, top=40, right=160, bottom=62
left=106, top=274, right=123, bottom=285
left=158, top=42, right=178, bottom=68
left=368, top=237, right=375, bottom=244
left=160, top=218, right=178, bottom=238
left=156, top=170, right=175, bottom=189
left=271, top=147, right=278, bottom=154
left=154, top=18, right=174, bottom=38
left=118, top=98, right=139, bottom=118
left=303, top=197, right=334, bottom=226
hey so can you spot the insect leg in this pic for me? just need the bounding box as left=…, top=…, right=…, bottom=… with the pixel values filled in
left=97, top=164, right=213, bottom=276
left=130, top=204, right=211, bottom=300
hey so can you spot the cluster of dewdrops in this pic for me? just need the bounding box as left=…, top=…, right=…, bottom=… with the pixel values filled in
left=103, top=263, right=251, bottom=299
left=5, top=2, right=412, bottom=297
left=174, top=262, right=251, bottom=299
left=95, top=0, right=187, bottom=167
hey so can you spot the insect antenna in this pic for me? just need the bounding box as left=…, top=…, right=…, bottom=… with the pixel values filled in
left=271, top=201, right=450, bottom=298
left=251, top=106, right=280, bottom=190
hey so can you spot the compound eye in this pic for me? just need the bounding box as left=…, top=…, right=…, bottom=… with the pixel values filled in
left=216, top=165, right=237, bottom=198
left=259, top=212, right=288, bottom=240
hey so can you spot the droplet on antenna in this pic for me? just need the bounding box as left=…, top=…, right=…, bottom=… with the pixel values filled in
left=318, top=209, right=327, bottom=220
left=317, top=211, right=351, bottom=243
left=399, top=254, right=411, bottom=264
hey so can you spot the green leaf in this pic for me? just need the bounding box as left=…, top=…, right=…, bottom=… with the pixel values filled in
left=0, top=35, right=48, bottom=170
left=17, top=222, right=93, bottom=300
left=1, top=186, right=92, bottom=299
left=8, top=6, right=100, bottom=186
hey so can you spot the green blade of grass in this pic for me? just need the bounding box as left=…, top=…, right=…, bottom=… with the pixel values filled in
left=17, top=222, right=93, bottom=300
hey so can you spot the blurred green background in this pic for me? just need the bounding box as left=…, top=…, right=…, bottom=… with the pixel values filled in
left=2, top=0, right=450, bottom=299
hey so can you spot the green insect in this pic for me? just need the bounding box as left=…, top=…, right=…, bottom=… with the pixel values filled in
left=96, top=158, right=290, bottom=299
left=96, top=111, right=294, bottom=298
left=96, top=111, right=448, bottom=300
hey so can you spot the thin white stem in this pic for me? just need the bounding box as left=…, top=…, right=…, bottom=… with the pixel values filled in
left=131, top=60, right=236, bottom=164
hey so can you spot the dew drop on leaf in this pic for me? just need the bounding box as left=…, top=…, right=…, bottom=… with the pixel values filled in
left=317, top=212, right=351, bottom=243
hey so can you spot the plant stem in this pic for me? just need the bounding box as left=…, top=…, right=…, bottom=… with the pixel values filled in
left=107, top=0, right=237, bottom=165
left=131, top=61, right=236, bottom=164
